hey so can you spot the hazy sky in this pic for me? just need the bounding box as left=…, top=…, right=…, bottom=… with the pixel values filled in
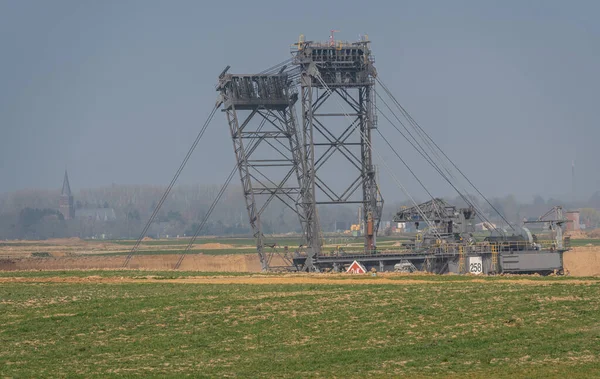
left=1, top=0, right=598, bottom=202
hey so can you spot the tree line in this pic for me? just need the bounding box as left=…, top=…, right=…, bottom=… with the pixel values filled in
left=0, top=184, right=599, bottom=240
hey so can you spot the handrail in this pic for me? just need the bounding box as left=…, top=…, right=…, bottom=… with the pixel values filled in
left=313, top=238, right=569, bottom=258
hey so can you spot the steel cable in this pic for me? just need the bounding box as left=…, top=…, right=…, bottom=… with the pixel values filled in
left=375, top=99, right=506, bottom=237
left=123, top=104, right=219, bottom=268
left=173, top=118, right=270, bottom=269
left=376, top=77, right=515, bottom=232
left=313, top=74, right=442, bottom=239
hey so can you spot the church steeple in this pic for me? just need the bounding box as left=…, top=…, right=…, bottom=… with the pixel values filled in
left=61, top=170, right=72, bottom=197
left=59, top=170, right=75, bottom=220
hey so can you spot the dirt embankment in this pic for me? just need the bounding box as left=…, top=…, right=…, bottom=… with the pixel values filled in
left=563, top=247, right=600, bottom=276
left=0, top=254, right=267, bottom=272
left=0, top=238, right=126, bottom=258
left=565, top=229, right=600, bottom=239
left=0, top=238, right=246, bottom=260
left=1, top=243, right=599, bottom=276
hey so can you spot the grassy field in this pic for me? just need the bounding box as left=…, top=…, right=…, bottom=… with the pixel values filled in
left=80, top=236, right=409, bottom=257
left=104, top=236, right=407, bottom=247
left=3, top=236, right=592, bottom=259
left=569, top=239, right=600, bottom=247
left=107, top=236, right=406, bottom=246
left=109, top=239, right=256, bottom=246
left=1, top=272, right=600, bottom=377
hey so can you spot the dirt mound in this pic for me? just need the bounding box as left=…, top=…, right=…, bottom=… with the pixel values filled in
left=141, top=236, right=153, bottom=241
left=586, top=229, right=600, bottom=239
left=563, top=246, right=600, bottom=276
left=566, top=230, right=589, bottom=239
left=567, top=229, right=600, bottom=239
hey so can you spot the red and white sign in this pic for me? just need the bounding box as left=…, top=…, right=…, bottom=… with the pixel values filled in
left=347, top=260, right=367, bottom=274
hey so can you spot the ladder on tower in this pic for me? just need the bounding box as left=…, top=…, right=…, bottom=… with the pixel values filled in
left=490, top=244, right=498, bottom=274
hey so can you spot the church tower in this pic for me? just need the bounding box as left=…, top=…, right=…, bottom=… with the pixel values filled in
left=59, top=170, right=74, bottom=220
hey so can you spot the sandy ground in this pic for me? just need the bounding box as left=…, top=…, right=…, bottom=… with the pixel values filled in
left=0, top=238, right=245, bottom=258
left=566, top=229, right=600, bottom=239
left=563, top=246, right=600, bottom=276
left=0, top=238, right=599, bottom=276
left=0, top=254, right=268, bottom=272
left=0, top=274, right=597, bottom=286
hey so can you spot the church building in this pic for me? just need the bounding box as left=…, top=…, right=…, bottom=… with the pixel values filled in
left=59, top=170, right=74, bottom=220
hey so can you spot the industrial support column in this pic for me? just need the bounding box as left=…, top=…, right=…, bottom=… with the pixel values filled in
left=217, top=71, right=307, bottom=271
left=293, top=38, right=383, bottom=268
left=360, top=84, right=380, bottom=252
left=224, top=106, right=266, bottom=269
left=299, top=70, right=322, bottom=270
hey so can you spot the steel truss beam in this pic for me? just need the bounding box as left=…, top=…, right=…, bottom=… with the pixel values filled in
left=295, top=42, right=383, bottom=270
left=217, top=74, right=306, bottom=270
left=217, top=40, right=383, bottom=271
left=299, top=83, right=383, bottom=264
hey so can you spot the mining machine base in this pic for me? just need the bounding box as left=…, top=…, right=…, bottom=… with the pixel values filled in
left=293, top=249, right=565, bottom=275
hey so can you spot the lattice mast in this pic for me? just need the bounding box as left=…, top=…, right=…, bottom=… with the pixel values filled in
left=293, top=35, right=383, bottom=269
left=217, top=71, right=307, bottom=270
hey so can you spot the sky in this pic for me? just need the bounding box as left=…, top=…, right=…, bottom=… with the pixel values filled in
left=0, top=0, right=598, bottom=203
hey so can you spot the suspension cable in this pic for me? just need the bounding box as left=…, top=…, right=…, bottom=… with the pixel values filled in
left=375, top=89, right=478, bottom=212
left=375, top=89, right=504, bottom=234
left=173, top=118, right=270, bottom=269
left=376, top=79, right=504, bottom=235
left=313, top=74, right=442, bottom=239
left=123, top=104, right=219, bottom=268
left=376, top=99, right=506, bottom=237
left=374, top=128, right=438, bottom=207
left=373, top=95, right=446, bottom=216
left=185, top=168, right=236, bottom=254
left=376, top=77, right=515, bottom=231
left=173, top=165, right=237, bottom=269
left=259, top=58, right=293, bottom=75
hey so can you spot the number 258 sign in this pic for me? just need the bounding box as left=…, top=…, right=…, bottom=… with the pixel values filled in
left=468, top=256, right=483, bottom=275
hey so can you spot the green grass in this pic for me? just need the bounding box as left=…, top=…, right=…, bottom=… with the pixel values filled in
left=108, top=237, right=302, bottom=247
left=1, top=273, right=600, bottom=377
left=104, top=236, right=408, bottom=247
left=569, top=239, right=600, bottom=247
left=0, top=242, right=55, bottom=247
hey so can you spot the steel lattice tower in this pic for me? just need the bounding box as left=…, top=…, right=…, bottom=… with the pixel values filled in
left=217, top=72, right=307, bottom=270
left=217, top=37, right=383, bottom=271
left=293, top=38, right=383, bottom=270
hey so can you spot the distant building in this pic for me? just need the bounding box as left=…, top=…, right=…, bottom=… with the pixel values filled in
left=76, top=208, right=117, bottom=222
left=566, top=210, right=580, bottom=232
left=58, top=170, right=74, bottom=220
left=58, top=171, right=117, bottom=223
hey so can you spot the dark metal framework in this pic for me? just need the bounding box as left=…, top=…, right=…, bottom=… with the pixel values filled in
left=217, top=39, right=383, bottom=271
left=394, top=198, right=476, bottom=240
left=293, top=40, right=383, bottom=269
left=215, top=37, right=568, bottom=276
left=217, top=73, right=306, bottom=270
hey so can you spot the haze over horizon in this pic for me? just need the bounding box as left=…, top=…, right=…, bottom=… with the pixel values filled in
left=1, top=0, right=598, bottom=203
